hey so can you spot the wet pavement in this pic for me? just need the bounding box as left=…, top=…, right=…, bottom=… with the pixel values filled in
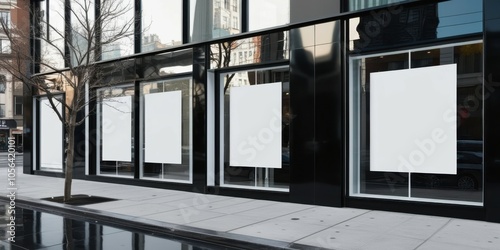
left=0, top=203, right=241, bottom=249
left=2, top=160, right=500, bottom=249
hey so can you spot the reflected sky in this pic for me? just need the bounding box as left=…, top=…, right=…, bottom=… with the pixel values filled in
left=0, top=203, right=239, bottom=250
left=437, top=0, right=482, bottom=38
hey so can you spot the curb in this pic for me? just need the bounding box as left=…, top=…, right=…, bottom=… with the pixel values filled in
left=1, top=196, right=303, bottom=250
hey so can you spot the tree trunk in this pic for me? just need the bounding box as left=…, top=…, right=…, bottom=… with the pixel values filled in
left=63, top=119, right=76, bottom=202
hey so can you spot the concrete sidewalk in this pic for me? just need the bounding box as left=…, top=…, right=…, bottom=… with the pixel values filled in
left=2, top=169, right=500, bottom=249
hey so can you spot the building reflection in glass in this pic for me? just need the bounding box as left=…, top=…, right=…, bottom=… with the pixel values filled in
left=0, top=204, right=224, bottom=249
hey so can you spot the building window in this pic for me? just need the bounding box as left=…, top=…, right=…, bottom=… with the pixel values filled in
left=190, top=0, right=242, bottom=42
left=14, top=96, right=23, bottom=116
left=0, top=11, right=10, bottom=29
left=248, top=0, right=289, bottom=31
left=141, top=0, right=182, bottom=52
left=232, top=0, right=238, bottom=11
left=100, top=0, right=134, bottom=60
left=223, top=16, right=228, bottom=29
left=0, top=75, right=6, bottom=93
left=140, top=77, right=193, bottom=183
left=97, top=85, right=135, bottom=177
left=232, top=16, right=238, bottom=29
left=349, top=41, right=484, bottom=205
left=0, top=39, right=11, bottom=54
left=219, top=66, right=290, bottom=191
left=0, top=104, right=4, bottom=118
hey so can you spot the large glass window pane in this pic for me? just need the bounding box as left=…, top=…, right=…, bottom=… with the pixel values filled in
left=140, top=78, right=192, bottom=182
left=190, top=0, right=241, bottom=42
left=141, top=0, right=182, bottom=52
left=40, top=0, right=65, bottom=72
left=409, top=43, right=483, bottom=202
left=221, top=66, right=290, bottom=190
left=100, top=0, right=134, bottom=60
left=351, top=53, right=410, bottom=197
left=97, top=85, right=135, bottom=177
left=349, top=0, right=482, bottom=53
left=248, top=0, right=289, bottom=31
left=350, top=42, right=483, bottom=204
left=70, top=0, right=95, bottom=66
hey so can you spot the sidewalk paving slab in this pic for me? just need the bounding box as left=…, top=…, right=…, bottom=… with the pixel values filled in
left=2, top=169, right=500, bottom=249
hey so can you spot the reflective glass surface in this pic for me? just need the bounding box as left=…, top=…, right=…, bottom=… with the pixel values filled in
left=100, top=0, right=135, bottom=60
left=210, top=31, right=289, bottom=69
left=248, top=0, right=289, bottom=31
left=0, top=204, right=241, bottom=249
left=40, top=0, right=65, bottom=72
left=140, top=78, right=193, bottom=182
left=221, top=67, right=290, bottom=190
left=141, top=0, right=183, bottom=52
left=190, top=0, right=242, bottom=42
left=349, top=0, right=483, bottom=53
left=97, top=84, right=135, bottom=177
left=139, top=49, right=193, bottom=79
left=350, top=42, right=483, bottom=204
left=70, top=0, right=95, bottom=66
left=348, top=0, right=408, bottom=11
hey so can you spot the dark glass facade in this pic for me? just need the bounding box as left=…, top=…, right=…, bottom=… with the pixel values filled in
left=24, top=0, right=500, bottom=222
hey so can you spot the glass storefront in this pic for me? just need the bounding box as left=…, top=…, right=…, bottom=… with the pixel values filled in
left=97, top=85, right=135, bottom=177
left=350, top=41, right=483, bottom=204
left=140, top=78, right=193, bottom=183
left=220, top=66, right=290, bottom=190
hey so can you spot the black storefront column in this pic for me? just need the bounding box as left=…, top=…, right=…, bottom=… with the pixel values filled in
left=483, top=0, right=500, bottom=222
left=314, top=21, right=343, bottom=207
left=290, top=25, right=316, bottom=204
left=192, top=45, right=208, bottom=193
left=289, top=21, right=343, bottom=206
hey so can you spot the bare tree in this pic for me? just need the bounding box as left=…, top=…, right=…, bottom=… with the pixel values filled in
left=0, top=0, right=135, bottom=202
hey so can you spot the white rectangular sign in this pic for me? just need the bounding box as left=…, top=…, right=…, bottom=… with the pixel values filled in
left=102, top=96, right=132, bottom=162
left=40, top=98, right=63, bottom=170
left=370, top=64, right=457, bottom=174
left=144, top=91, right=182, bottom=164
left=229, top=82, right=282, bottom=168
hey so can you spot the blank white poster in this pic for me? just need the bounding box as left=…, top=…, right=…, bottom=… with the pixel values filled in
left=102, top=96, right=132, bottom=161
left=370, top=64, right=457, bottom=174
left=144, top=91, right=182, bottom=164
left=40, top=98, right=63, bottom=170
left=229, top=82, right=282, bottom=168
